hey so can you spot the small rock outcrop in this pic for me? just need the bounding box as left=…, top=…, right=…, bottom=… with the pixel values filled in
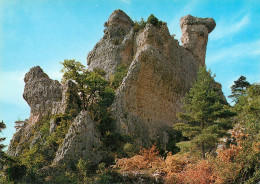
left=23, top=66, right=62, bottom=123
left=180, top=15, right=216, bottom=67
left=53, top=111, right=103, bottom=166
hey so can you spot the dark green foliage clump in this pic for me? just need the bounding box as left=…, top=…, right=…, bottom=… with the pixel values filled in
left=174, top=67, right=236, bottom=158
left=147, top=14, right=162, bottom=27
left=133, top=14, right=162, bottom=32
left=0, top=120, right=6, bottom=166
left=5, top=164, right=27, bottom=182
left=228, top=75, right=251, bottom=103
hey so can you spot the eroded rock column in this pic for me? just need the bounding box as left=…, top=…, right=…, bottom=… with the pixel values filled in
left=180, top=15, right=216, bottom=67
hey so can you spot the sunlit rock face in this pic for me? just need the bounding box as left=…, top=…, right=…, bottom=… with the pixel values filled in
left=23, top=66, right=62, bottom=124
left=87, top=9, right=135, bottom=78
left=53, top=111, right=103, bottom=166
left=8, top=67, right=82, bottom=157
left=87, top=10, right=216, bottom=145
left=180, top=15, right=216, bottom=67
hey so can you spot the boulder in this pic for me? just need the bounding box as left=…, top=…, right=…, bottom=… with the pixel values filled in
left=53, top=111, right=103, bottom=167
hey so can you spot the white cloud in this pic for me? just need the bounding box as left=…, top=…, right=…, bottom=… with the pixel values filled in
left=207, top=39, right=260, bottom=64
left=210, top=14, right=250, bottom=41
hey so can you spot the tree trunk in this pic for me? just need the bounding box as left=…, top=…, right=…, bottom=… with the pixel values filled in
left=202, top=141, right=205, bottom=158
left=201, top=120, right=205, bottom=158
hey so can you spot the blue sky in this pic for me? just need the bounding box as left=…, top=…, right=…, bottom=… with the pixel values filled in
left=1, top=0, right=259, bottom=148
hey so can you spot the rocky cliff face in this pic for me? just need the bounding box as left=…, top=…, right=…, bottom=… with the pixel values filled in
left=8, top=10, right=217, bottom=165
left=87, top=10, right=216, bottom=145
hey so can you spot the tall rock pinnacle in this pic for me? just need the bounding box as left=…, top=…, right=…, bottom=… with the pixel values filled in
left=180, top=15, right=216, bottom=67
left=23, top=66, right=62, bottom=123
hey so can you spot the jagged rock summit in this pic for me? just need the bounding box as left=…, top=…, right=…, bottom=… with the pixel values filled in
left=8, top=10, right=217, bottom=165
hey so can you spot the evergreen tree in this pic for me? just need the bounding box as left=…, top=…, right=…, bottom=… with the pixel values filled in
left=228, top=75, right=251, bottom=103
left=0, top=120, right=6, bottom=166
left=174, top=67, right=235, bottom=158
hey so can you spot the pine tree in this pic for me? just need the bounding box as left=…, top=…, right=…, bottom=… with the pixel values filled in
left=228, top=76, right=251, bottom=103
left=0, top=120, right=6, bottom=166
left=174, top=67, right=235, bottom=158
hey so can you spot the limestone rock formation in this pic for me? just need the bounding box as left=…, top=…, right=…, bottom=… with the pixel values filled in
left=87, top=10, right=216, bottom=145
left=8, top=67, right=82, bottom=157
left=180, top=15, right=216, bottom=67
left=8, top=10, right=218, bottom=167
left=111, top=23, right=199, bottom=145
left=87, top=9, right=135, bottom=77
left=53, top=111, right=103, bottom=166
left=23, top=66, right=62, bottom=124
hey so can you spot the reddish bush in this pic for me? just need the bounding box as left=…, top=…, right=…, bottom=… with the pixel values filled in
left=173, top=159, right=216, bottom=184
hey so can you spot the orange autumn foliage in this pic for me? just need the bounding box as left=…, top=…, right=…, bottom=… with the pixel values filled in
left=115, top=128, right=258, bottom=184
left=115, top=145, right=165, bottom=171
left=173, top=159, right=216, bottom=184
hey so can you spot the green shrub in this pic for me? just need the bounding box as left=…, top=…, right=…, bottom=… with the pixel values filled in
left=93, top=67, right=106, bottom=77
left=49, top=173, right=77, bottom=184
left=111, top=64, right=129, bottom=89
left=94, top=169, right=124, bottom=184
left=5, top=164, right=27, bottom=182
left=133, top=18, right=146, bottom=32
left=147, top=14, right=162, bottom=28
left=77, top=158, right=97, bottom=181
left=123, top=142, right=138, bottom=157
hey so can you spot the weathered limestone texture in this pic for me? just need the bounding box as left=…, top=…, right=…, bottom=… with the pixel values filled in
left=87, top=10, right=216, bottom=145
left=87, top=9, right=135, bottom=77
left=111, top=23, right=199, bottom=145
left=53, top=111, right=103, bottom=166
left=8, top=67, right=82, bottom=157
left=180, top=15, right=216, bottom=67
left=23, top=66, right=62, bottom=123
